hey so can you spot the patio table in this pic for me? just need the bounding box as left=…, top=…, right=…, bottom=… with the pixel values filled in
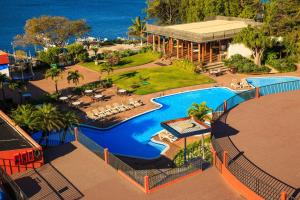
left=94, top=94, right=103, bottom=100
left=84, top=90, right=93, bottom=94
left=118, top=89, right=127, bottom=95
left=72, top=101, right=81, bottom=106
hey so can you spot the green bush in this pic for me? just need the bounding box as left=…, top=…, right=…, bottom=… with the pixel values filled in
left=266, top=58, right=297, bottom=73
left=224, top=54, right=271, bottom=74
left=172, top=59, right=196, bottom=73
left=37, top=47, right=61, bottom=65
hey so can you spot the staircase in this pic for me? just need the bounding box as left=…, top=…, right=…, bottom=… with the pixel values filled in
left=204, top=62, right=228, bottom=72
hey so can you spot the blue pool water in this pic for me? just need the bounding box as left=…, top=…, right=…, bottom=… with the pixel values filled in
left=79, top=88, right=236, bottom=159
left=247, top=76, right=300, bottom=87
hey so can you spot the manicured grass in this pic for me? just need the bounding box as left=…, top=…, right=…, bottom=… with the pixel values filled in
left=80, top=51, right=161, bottom=72
left=111, top=65, right=215, bottom=95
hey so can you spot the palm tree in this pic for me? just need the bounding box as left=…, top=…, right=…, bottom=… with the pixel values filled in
left=188, top=102, right=212, bottom=160
left=61, top=111, right=79, bottom=144
left=128, top=16, right=146, bottom=46
left=67, top=70, right=84, bottom=86
left=11, top=104, right=39, bottom=132
left=34, top=103, right=64, bottom=146
left=45, top=67, right=62, bottom=94
left=101, top=63, right=114, bottom=81
left=188, top=102, right=212, bottom=122
left=0, top=73, right=9, bottom=100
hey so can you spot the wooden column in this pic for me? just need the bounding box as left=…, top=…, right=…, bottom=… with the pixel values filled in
left=209, top=42, right=213, bottom=63
left=218, top=40, right=222, bottom=62
left=198, top=43, right=201, bottom=63
left=176, top=39, right=179, bottom=58
left=157, top=35, right=161, bottom=52
left=190, top=42, right=194, bottom=62
left=187, top=42, right=190, bottom=59
left=181, top=40, right=184, bottom=58
left=170, top=38, right=173, bottom=55
left=152, top=34, right=156, bottom=51
left=202, top=43, right=205, bottom=62
left=162, top=37, right=166, bottom=55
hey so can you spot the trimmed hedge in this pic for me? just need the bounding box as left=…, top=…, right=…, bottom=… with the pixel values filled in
left=224, top=54, right=271, bottom=74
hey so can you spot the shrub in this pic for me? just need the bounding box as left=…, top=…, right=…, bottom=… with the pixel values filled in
left=224, top=54, right=271, bottom=74
left=172, top=59, right=196, bottom=73
left=266, top=58, right=297, bottom=73
left=37, top=47, right=61, bottom=65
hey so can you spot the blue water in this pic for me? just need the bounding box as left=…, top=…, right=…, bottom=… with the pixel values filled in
left=79, top=88, right=236, bottom=159
left=0, top=0, right=146, bottom=52
left=247, top=76, right=300, bottom=87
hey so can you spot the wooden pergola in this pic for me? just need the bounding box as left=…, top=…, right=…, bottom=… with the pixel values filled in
left=145, top=16, right=260, bottom=65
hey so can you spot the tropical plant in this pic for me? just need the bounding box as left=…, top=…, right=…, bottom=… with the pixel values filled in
left=101, top=63, right=114, bottom=80
left=66, top=43, right=89, bottom=63
left=0, top=73, right=9, bottom=100
left=10, top=104, right=38, bottom=132
left=45, top=67, right=62, bottom=94
left=128, top=16, right=146, bottom=45
left=188, top=102, right=212, bottom=122
left=61, top=111, right=79, bottom=144
left=67, top=70, right=84, bottom=86
left=34, top=103, right=64, bottom=146
left=233, top=26, right=274, bottom=66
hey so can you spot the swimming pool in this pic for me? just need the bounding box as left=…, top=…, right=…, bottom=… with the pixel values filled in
left=247, top=76, right=300, bottom=87
left=79, top=87, right=236, bottom=159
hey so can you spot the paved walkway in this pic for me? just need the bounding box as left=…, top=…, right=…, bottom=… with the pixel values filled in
left=14, top=142, right=244, bottom=200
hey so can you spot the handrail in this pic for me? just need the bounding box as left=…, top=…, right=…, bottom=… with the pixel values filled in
left=211, top=79, right=300, bottom=200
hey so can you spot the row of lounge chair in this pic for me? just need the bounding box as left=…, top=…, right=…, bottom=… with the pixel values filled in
left=86, top=99, right=143, bottom=120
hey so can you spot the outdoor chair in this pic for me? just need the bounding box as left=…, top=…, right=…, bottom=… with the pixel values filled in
left=106, top=105, right=119, bottom=114
left=113, top=103, right=126, bottom=112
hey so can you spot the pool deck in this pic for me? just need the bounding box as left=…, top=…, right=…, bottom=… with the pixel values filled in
left=13, top=141, right=244, bottom=200
left=215, top=91, right=300, bottom=188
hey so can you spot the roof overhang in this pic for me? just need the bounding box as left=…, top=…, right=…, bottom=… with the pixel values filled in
left=161, top=117, right=211, bottom=138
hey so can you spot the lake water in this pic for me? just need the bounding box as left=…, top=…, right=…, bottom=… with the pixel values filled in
left=0, top=0, right=146, bottom=52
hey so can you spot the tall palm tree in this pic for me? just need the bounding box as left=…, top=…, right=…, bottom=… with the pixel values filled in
left=34, top=103, right=64, bottom=146
left=0, top=73, right=9, bottom=100
left=128, top=16, right=146, bottom=46
left=67, top=70, right=84, bottom=86
left=11, top=104, right=39, bottom=132
left=188, top=102, right=212, bottom=122
left=61, top=111, right=79, bottom=144
left=45, top=67, right=62, bottom=94
left=101, top=63, right=114, bottom=81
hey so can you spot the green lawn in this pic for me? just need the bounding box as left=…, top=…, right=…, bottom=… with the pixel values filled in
left=80, top=51, right=161, bottom=72
left=111, top=65, right=215, bottom=95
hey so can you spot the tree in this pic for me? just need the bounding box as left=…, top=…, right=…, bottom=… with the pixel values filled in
left=14, top=16, right=90, bottom=48
left=11, top=104, right=38, bottom=132
left=67, top=70, right=84, bottom=86
left=233, top=26, right=274, bottom=66
left=61, top=111, right=79, bottom=144
left=188, top=102, right=212, bottom=122
left=101, top=63, right=114, bottom=80
left=264, top=0, right=300, bottom=36
left=128, top=16, right=146, bottom=45
left=66, top=43, right=89, bottom=63
left=45, top=67, right=62, bottom=94
left=34, top=103, right=64, bottom=146
left=0, top=74, right=9, bottom=100
left=91, top=46, right=99, bottom=56
left=37, top=47, right=61, bottom=65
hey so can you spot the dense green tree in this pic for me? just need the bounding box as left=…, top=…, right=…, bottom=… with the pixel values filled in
left=128, top=16, right=146, bottom=45
left=67, top=70, right=84, bottom=86
left=37, top=47, right=61, bottom=65
left=264, top=0, right=300, bottom=36
left=45, top=68, right=62, bottom=94
left=66, top=43, right=89, bottom=63
left=233, top=26, right=274, bottom=66
left=101, top=63, right=114, bottom=81
left=14, top=16, right=90, bottom=48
